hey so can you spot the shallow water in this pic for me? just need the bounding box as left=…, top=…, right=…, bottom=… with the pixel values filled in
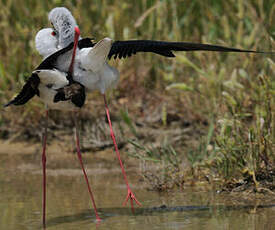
left=0, top=143, right=274, bottom=230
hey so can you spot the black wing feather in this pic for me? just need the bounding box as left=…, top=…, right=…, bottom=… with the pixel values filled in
left=4, top=38, right=272, bottom=107
left=78, top=38, right=96, bottom=49
left=108, top=40, right=273, bottom=59
left=4, top=74, right=40, bottom=107
left=54, top=83, right=86, bottom=108
left=37, top=38, right=96, bottom=70
left=37, top=43, right=74, bottom=70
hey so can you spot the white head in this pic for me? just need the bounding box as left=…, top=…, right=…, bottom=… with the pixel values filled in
left=48, top=7, right=77, bottom=48
left=35, top=28, right=58, bottom=58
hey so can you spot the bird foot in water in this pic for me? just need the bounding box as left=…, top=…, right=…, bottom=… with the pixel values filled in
left=123, top=188, right=141, bottom=211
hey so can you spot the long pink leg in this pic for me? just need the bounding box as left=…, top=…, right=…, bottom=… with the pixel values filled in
left=42, top=109, right=48, bottom=228
left=74, top=115, right=101, bottom=222
left=103, top=94, right=141, bottom=212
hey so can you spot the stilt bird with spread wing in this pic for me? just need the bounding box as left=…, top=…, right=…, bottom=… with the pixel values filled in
left=5, top=6, right=274, bottom=226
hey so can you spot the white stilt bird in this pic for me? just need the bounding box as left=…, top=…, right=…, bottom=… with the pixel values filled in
left=5, top=27, right=102, bottom=225
left=5, top=29, right=85, bottom=109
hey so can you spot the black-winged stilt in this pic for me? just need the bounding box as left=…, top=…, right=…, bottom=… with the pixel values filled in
left=5, top=27, right=102, bottom=225
left=5, top=27, right=86, bottom=109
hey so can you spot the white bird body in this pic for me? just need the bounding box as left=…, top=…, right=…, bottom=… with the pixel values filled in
left=38, top=84, right=75, bottom=110
left=35, top=25, right=119, bottom=94
left=35, top=28, right=80, bottom=110
left=36, top=69, right=69, bottom=89
left=35, top=69, right=79, bottom=110
left=47, top=7, right=119, bottom=94
left=73, top=61, right=119, bottom=93
left=74, top=38, right=119, bottom=93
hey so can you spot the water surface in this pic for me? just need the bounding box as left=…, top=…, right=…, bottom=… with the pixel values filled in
left=0, top=142, right=274, bottom=229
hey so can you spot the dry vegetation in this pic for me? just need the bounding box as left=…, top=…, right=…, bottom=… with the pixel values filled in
left=0, top=0, right=274, bottom=192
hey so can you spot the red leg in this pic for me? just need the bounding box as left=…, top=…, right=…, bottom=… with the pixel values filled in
left=74, top=115, right=101, bottom=222
left=103, top=94, right=141, bottom=211
left=42, top=109, right=48, bottom=228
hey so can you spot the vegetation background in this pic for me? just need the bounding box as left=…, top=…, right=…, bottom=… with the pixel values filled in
left=0, top=0, right=274, bottom=191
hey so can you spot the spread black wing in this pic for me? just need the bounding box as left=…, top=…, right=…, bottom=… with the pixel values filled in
left=4, top=74, right=40, bottom=107
left=108, top=40, right=272, bottom=59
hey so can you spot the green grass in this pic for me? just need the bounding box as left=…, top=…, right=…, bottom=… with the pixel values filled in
left=0, top=0, right=274, bottom=189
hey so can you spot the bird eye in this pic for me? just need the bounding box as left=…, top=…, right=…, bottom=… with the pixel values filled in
left=51, top=31, right=56, bottom=36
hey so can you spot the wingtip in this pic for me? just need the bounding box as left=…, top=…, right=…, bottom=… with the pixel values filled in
left=250, top=50, right=275, bottom=54
left=3, top=102, right=12, bottom=108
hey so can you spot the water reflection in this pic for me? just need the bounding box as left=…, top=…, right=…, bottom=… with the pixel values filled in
left=45, top=204, right=275, bottom=228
